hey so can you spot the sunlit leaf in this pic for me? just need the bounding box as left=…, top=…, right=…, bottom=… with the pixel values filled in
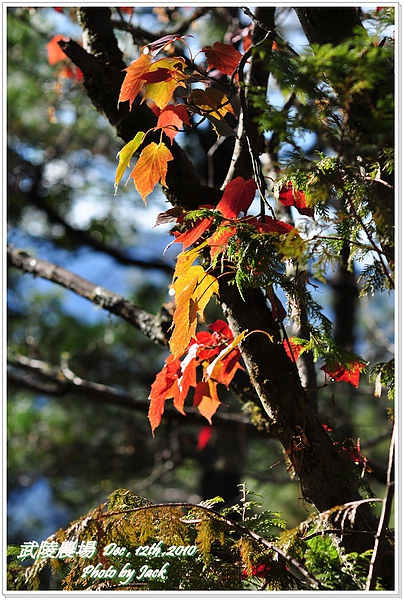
left=174, top=217, right=214, bottom=250
left=277, top=182, right=314, bottom=217
left=216, top=177, right=257, bottom=218
left=202, top=42, right=242, bottom=76
left=114, top=131, right=145, bottom=194
left=118, top=53, right=151, bottom=110
left=156, top=105, right=190, bottom=143
left=208, top=224, right=237, bottom=261
left=148, top=356, right=182, bottom=435
left=321, top=361, right=367, bottom=388
left=130, top=142, right=173, bottom=203
left=194, top=380, right=221, bottom=424
left=283, top=337, right=306, bottom=362
left=204, top=330, right=246, bottom=382
left=248, top=216, right=295, bottom=234
left=143, top=57, right=187, bottom=109
left=170, top=265, right=218, bottom=358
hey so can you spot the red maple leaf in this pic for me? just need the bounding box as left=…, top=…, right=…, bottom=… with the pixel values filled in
left=156, top=105, right=190, bottom=144
left=217, top=177, right=257, bottom=219
left=248, top=216, right=295, bottom=234
left=148, top=357, right=183, bottom=435
left=202, top=42, right=242, bottom=76
left=208, top=224, right=237, bottom=261
left=278, top=182, right=314, bottom=217
left=209, top=319, right=234, bottom=340
left=321, top=361, right=367, bottom=388
left=197, top=425, right=213, bottom=451
left=283, top=338, right=305, bottom=362
left=173, top=217, right=214, bottom=250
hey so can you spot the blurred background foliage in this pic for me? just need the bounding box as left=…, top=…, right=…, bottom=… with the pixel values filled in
left=7, top=6, right=394, bottom=551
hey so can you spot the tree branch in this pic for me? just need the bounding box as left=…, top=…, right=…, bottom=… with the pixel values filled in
left=366, top=424, right=395, bottom=590
left=7, top=244, right=171, bottom=345
left=8, top=353, right=267, bottom=436
left=58, top=8, right=222, bottom=210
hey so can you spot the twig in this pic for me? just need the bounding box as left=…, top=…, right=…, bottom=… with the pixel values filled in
left=365, top=424, right=395, bottom=590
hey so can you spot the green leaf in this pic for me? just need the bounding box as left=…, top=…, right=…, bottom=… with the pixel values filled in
left=114, top=131, right=145, bottom=194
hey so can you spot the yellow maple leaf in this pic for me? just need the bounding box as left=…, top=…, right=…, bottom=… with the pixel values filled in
left=130, top=142, right=173, bottom=203
left=143, top=57, right=188, bottom=110
left=191, top=88, right=235, bottom=121
left=170, top=265, right=218, bottom=358
left=114, top=131, right=145, bottom=195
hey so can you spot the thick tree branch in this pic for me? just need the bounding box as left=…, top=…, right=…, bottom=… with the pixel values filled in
left=58, top=8, right=222, bottom=210
left=7, top=244, right=170, bottom=345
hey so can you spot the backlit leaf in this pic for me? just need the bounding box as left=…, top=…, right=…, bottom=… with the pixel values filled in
left=118, top=53, right=151, bottom=110
left=114, top=131, right=145, bottom=194
left=148, top=357, right=182, bottom=435
left=216, top=177, right=257, bottom=218
left=204, top=330, right=246, bottom=383
left=321, top=361, right=367, bottom=388
left=143, top=57, right=187, bottom=109
left=191, top=88, right=235, bottom=121
left=208, top=224, right=237, bottom=261
left=174, top=217, right=214, bottom=250
left=202, top=42, right=242, bottom=76
left=194, top=380, right=221, bottom=424
left=278, top=182, right=314, bottom=217
left=248, top=216, right=295, bottom=234
left=172, top=242, right=208, bottom=280
left=156, top=105, right=190, bottom=143
left=130, top=142, right=173, bottom=203
left=170, top=265, right=218, bottom=358
left=283, top=337, right=305, bottom=362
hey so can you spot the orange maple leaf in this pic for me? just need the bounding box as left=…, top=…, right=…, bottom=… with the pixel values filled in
left=118, top=53, right=151, bottom=110
left=156, top=105, right=190, bottom=144
left=170, top=265, right=219, bottom=358
left=47, top=35, right=67, bottom=65
left=148, top=357, right=182, bottom=435
left=202, top=42, right=242, bottom=76
left=193, top=380, right=221, bottom=424
left=191, top=88, right=235, bottom=121
left=130, top=142, right=173, bottom=203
